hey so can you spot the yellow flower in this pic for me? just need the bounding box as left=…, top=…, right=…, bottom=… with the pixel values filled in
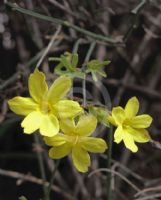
left=108, top=97, right=152, bottom=152
left=8, top=69, right=83, bottom=137
left=44, top=114, right=107, bottom=172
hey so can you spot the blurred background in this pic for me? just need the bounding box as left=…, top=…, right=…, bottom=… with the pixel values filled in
left=0, top=0, right=161, bottom=199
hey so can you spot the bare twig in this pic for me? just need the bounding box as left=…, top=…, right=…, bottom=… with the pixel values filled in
left=6, top=2, right=120, bottom=44
left=48, top=0, right=81, bottom=19
left=135, top=185, right=161, bottom=198
left=36, top=25, right=62, bottom=68
left=135, top=193, right=161, bottom=200
left=88, top=168, right=141, bottom=193
left=0, top=168, right=75, bottom=200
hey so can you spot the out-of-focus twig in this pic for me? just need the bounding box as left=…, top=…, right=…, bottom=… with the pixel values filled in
left=48, top=0, right=81, bottom=19
left=0, top=72, right=21, bottom=90
left=123, top=0, right=149, bottom=42
left=34, top=134, right=48, bottom=200
left=0, top=168, right=75, bottom=200
left=135, top=193, right=161, bottom=200
left=107, top=126, right=113, bottom=200
left=36, top=25, right=62, bottom=68
left=88, top=168, right=141, bottom=193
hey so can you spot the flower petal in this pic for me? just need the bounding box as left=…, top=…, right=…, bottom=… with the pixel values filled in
left=8, top=97, right=38, bottom=116
left=130, top=115, right=152, bottom=128
left=48, top=76, right=72, bottom=104
left=29, top=69, right=48, bottom=103
left=126, top=127, right=151, bottom=143
left=76, top=114, right=97, bottom=136
left=49, top=143, right=71, bottom=159
left=39, top=114, right=59, bottom=137
left=81, top=137, right=107, bottom=153
left=44, top=134, right=67, bottom=146
left=112, top=107, right=125, bottom=126
left=54, top=100, right=83, bottom=119
left=125, top=97, right=139, bottom=118
left=21, top=111, right=43, bottom=134
left=114, top=126, right=124, bottom=144
left=60, top=119, right=75, bottom=135
left=72, top=146, right=90, bottom=172
left=123, top=132, right=138, bottom=152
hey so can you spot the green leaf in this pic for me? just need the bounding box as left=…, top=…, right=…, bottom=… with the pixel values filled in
left=87, top=60, right=110, bottom=70
left=48, top=57, right=61, bottom=61
left=91, top=71, right=98, bottom=82
left=89, top=106, right=110, bottom=127
left=86, top=59, right=110, bottom=81
left=52, top=52, right=84, bottom=79
left=61, top=55, right=71, bottom=68
left=72, top=53, right=79, bottom=67
left=19, top=196, right=28, bottom=200
left=98, top=70, right=107, bottom=77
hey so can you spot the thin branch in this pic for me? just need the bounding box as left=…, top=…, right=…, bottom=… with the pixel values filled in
left=135, top=185, right=161, bottom=198
left=34, top=134, right=48, bottom=200
left=123, top=0, right=149, bottom=42
left=135, top=193, right=161, bottom=200
left=107, top=126, right=113, bottom=200
left=36, top=25, right=62, bottom=68
left=48, top=0, right=81, bottom=19
left=0, top=72, right=21, bottom=90
left=88, top=168, right=141, bottom=193
left=82, top=42, right=96, bottom=106
left=5, top=2, right=119, bottom=44
left=46, top=160, right=60, bottom=198
left=0, top=168, right=74, bottom=200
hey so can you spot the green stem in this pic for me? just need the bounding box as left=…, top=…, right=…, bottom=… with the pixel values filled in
left=107, top=125, right=113, bottom=200
left=82, top=42, right=96, bottom=106
left=72, top=39, right=82, bottom=53
left=46, top=160, right=60, bottom=198
left=34, top=134, right=49, bottom=200
left=6, top=2, right=117, bottom=44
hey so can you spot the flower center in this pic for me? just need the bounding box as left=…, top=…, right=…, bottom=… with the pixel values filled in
left=40, top=101, right=51, bottom=114
left=66, top=135, right=79, bottom=146
left=73, top=136, right=79, bottom=145
left=122, top=118, right=131, bottom=128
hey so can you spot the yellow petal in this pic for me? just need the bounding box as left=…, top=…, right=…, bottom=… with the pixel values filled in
left=72, top=146, right=90, bottom=173
left=107, top=115, right=117, bottom=126
left=125, top=97, right=139, bottom=118
left=29, top=69, right=48, bottom=103
left=60, top=119, right=75, bottom=135
left=8, top=97, right=38, bottom=116
left=54, top=100, right=83, bottom=119
left=123, top=132, right=138, bottom=152
left=48, top=76, right=72, bottom=104
left=81, top=137, right=107, bottom=153
left=114, top=126, right=123, bottom=144
left=126, top=127, right=151, bottom=143
left=130, top=115, right=152, bottom=128
left=39, top=114, right=59, bottom=137
left=112, top=107, right=125, bottom=126
left=21, top=111, right=43, bottom=134
left=49, top=143, right=71, bottom=159
left=44, top=134, right=67, bottom=146
left=76, top=114, right=97, bottom=136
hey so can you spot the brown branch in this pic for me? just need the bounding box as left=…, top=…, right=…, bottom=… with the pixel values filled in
left=0, top=168, right=75, bottom=200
